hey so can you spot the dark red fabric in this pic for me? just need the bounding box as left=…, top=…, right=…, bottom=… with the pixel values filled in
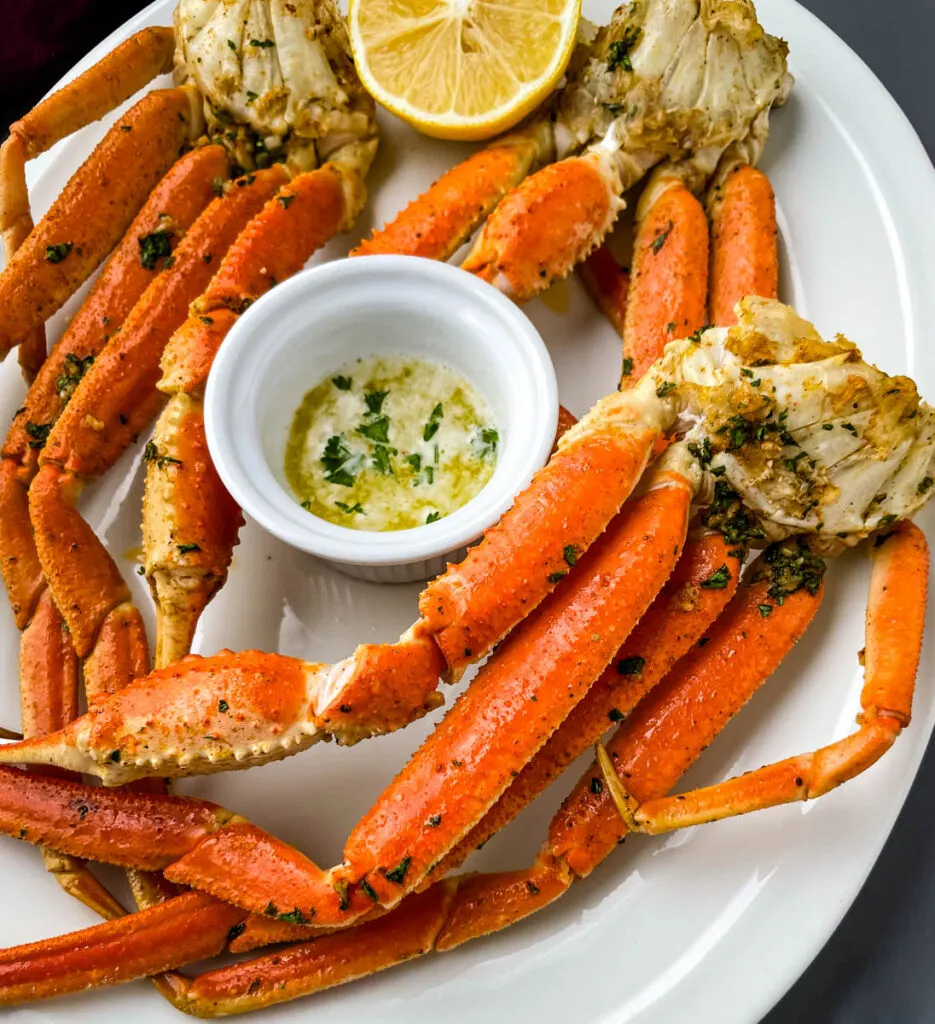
left=0, top=0, right=150, bottom=133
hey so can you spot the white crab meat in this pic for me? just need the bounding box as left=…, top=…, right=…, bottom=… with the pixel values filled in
left=556, top=0, right=792, bottom=183
left=643, top=297, right=935, bottom=552
left=174, top=0, right=377, bottom=171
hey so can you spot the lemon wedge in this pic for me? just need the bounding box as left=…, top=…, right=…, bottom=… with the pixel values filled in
left=348, top=0, right=581, bottom=141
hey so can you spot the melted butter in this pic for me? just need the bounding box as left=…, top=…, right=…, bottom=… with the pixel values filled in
left=285, top=354, right=498, bottom=531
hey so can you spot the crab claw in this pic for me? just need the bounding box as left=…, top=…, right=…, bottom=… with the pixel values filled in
left=461, top=149, right=625, bottom=301
left=0, top=633, right=445, bottom=784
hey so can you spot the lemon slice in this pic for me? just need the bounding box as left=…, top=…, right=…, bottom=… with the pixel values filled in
left=348, top=0, right=581, bottom=141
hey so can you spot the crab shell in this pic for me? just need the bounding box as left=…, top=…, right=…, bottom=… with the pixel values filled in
left=556, top=0, right=792, bottom=181
left=645, top=297, right=935, bottom=553
left=173, top=0, right=378, bottom=171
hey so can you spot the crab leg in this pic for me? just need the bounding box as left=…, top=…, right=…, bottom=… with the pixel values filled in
left=146, top=162, right=368, bottom=667
left=707, top=163, right=778, bottom=326
left=145, top=463, right=694, bottom=928
left=0, top=26, right=175, bottom=251
left=0, top=144, right=227, bottom=914
left=433, top=554, right=825, bottom=951
left=0, top=85, right=203, bottom=362
left=0, top=549, right=825, bottom=1010
left=26, top=168, right=286, bottom=684
left=0, top=891, right=242, bottom=1006
left=578, top=244, right=630, bottom=338
left=0, top=360, right=678, bottom=786
left=16, top=593, right=123, bottom=919
left=17, top=165, right=285, bottom=938
left=614, top=522, right=927, bottom=834
left=352, top=127, right=549, bottom=261
left=0, top=463, right=693, bottom=922
left=622, top=172, right=709, bottom=381
left=0, top=144, right=229, bottom=633
left=430, top=528, right=738, bottom=880
left=460, top=148, right=633, bottom=301
left=0, top=27, right=176, bottom=377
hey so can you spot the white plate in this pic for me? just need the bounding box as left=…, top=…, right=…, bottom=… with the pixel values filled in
left=2, top=1, right=935, bottom=1022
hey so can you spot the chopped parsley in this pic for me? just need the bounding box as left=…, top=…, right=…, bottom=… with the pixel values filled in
left=56, top=352, right=94, bottom=399
left=25, top=421, right=52, bottom=449
left=276, top=907, right=314, bottom=925
left=701, top=564, right=731, bottom=589
left=548, top=571, right=567, bottom=584
left=356, top=417, right=391, bottom=444
left=332, top=375, right=352, bottom=390
left=563, top=544, right=578, bottom=567
left=616, top=655, right=645, bottom=677
left=218, top=699, right=229, bottom=712
left=701, top=480, right=766, bottom=548
left=655, top=381, right=676, bottom=398
left=249, top=38, right=275, bottom=47
left=423, top=402, right=444, bottom=441
left=689, top=325, right=709, bottom=344
left=606, top=26, right=641, bottom=72
left=335, top=501, right=365, bottom=515
left=320, top=434, right=359, bottom=487
left=277, top=193, right=295, bottom=209
left=687, top=437, right=713, bottom=466
left=371, top=443, right=395, bottom=475
left=45, top=242, right=73, bottom=263
left=471, top=426, right=499, bottom=459
left=755, top=540, right=826, bottom=603
left=650, top=221, right=673, bottom=254
left=142, top=440, right=182, bottom=469
left=364, top=390, right=389, bottom=415
left=177, top=543, right=201, bottom=554
left=138, top=229, right=173, bottom=270
left=384, top=856, right=412, bottom=884
left=621, top=356, right=634, bottom=377
left=426, top=511, right=441, bottom=523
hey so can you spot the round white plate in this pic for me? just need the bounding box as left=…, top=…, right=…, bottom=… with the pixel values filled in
left=2, top=1, right=934, bottom=1022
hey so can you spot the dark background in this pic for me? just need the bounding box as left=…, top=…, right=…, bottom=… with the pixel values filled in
left=2, top=1, right=933, bottom=1021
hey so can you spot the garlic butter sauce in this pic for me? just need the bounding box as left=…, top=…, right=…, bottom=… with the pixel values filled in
left=285, top=354, right=498, bottom=531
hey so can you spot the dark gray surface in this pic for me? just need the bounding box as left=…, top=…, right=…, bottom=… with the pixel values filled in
left=763, top=2, right=935, bottom=1023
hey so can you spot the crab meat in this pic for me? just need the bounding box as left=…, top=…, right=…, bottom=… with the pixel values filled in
left=174, top=0, right=378, bottom=171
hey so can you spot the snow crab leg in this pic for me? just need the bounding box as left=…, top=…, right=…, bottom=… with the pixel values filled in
left=0, top=542, right=834, bottom=1010
left=145, top=160, right=368, bottom=669
left=0, top=79, right=203, bottom=366
left=0, top=144, right=229, bottom=915
left=28, top=168, right=287, bottom=692
left=608, top=521, right=927, bottom=834
left=0, top=522, right=923, bottom=1014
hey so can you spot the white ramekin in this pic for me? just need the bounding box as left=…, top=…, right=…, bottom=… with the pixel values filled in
left=204, top=255, right=558, bottom=583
